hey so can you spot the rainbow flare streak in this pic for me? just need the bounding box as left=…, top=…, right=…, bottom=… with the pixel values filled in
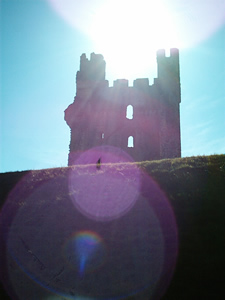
left=65, top=230, right=104, bottom=277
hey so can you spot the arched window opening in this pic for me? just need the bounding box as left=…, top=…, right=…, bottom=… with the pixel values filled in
left=126, top=105, right=133, bottom=119
left=128, top=136, right=134, bottom=148
left=101, top=133, right=104, bottom=139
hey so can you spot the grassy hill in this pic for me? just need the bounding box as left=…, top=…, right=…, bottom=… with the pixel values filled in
left=0, top=155, right=225, bottom=299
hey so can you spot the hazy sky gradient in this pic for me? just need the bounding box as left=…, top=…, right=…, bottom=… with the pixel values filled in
left=1, top=0, right=225, bottom=172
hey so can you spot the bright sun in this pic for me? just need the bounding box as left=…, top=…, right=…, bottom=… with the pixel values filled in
left=48, top=0, right=225, bottom=82
left=91, top=0, right=179, bottom=81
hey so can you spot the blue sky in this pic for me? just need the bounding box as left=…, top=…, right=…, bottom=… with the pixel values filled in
left=1, top=0, right=225, bottom=172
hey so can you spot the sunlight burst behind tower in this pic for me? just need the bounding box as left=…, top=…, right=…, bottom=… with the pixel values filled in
left=47, top=0, right=225, bottom=81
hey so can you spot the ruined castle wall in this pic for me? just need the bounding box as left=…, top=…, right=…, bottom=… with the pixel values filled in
left=65, top=50, right=181, bottom=164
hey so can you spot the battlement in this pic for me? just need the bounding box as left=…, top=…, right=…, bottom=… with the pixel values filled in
left=113, top=79, right=129, bottom=88
left=65, top=49, right=181, bottom=165
left=133, top=78, right=149, bottom=89
left=77, top=49, right=179, bottom=91
left=77, top=52, right=106, bottom=82
left=157, top=48, right=179, bottom=58
left=112, top=78, right=151, bottom=89
left=157, top=48, right=180, bottom=93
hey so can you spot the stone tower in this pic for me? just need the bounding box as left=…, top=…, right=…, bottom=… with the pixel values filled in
left=65, top=49, right=181, bottom=165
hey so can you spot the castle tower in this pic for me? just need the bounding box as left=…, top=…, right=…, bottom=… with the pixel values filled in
left=65, top=50, right=181, bottom=165
left=156, top=48, right=181, bottom=158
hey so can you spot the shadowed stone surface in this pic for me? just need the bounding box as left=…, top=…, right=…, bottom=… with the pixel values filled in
left=65, top=50, right=181, bottom=165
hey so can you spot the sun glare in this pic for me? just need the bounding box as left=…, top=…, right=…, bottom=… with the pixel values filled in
left=48, top=0, right=225, bottom=82
left=91, top=0, right=179, bottom=81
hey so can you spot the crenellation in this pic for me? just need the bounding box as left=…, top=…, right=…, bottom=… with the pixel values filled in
left=157, top=49, right=166, bottom=57
left=65, top=49, right=181, bottom=165
left=77, top=52, right=106, bottom=83
left=113, top=79, right=129, bottom=88
left=170, top=47, right=179, bottom=57
left=133, top=78, right=149, bottom=89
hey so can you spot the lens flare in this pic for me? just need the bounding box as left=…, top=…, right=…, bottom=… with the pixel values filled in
left=64, top=231, right=105, bottom=276
left=47, top=0, right=225, bottom=80
left=68, top=146, right=141, bottom=221
left=0, top=166, right=178, bottom=299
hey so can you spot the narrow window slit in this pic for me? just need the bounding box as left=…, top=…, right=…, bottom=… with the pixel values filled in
left=126, top=105, right=133, bottom=119
left=128, top=136, right=134, bottom=148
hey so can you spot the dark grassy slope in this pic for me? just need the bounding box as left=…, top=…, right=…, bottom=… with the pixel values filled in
left=142, top=155, right=225, bottom=299
left=0, top=155, right=224, bottom=299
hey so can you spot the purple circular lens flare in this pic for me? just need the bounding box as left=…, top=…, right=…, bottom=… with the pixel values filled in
left=68, top=146, right=141, bottom=221
left=0, top=161, right=178, bottom=299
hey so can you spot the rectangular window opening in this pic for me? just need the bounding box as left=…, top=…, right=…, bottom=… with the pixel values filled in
left=128, top=136, right=134, bottom=148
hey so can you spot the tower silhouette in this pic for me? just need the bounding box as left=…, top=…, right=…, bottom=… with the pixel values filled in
left=65, top=49, right=181, bottom=165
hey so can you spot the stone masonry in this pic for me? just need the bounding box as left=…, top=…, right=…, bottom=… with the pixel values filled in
left=65, top=49, right=181, bottom=165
